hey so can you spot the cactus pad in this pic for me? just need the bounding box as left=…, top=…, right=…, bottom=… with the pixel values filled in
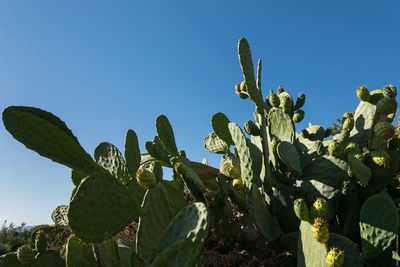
left=228, top=123, right=254, bottom=191
left=268, top=107, right=295, bottom=143
left=66, top=235, right=97, bottom=267
left=95, top=142, right=131, bottom=185
left=204, top=132, right=229, bottom=154
left=51, top=205, right=69, bottom=226
left=360, top=194, right=399, bottom=259
left=136, top=181, right=187, bottom=260
left=2, top=106, right=96, bottom=173
left=211, top=112, right=234, bottom=146
left=156, top=115, right=179, bottom=156
left=277, top=141, right=302, bottom=175
left=125, top=129, right=141, bottom=178
left=68, top=171, right=141, bottom=243
left=149, top=202, right=209, bottom=266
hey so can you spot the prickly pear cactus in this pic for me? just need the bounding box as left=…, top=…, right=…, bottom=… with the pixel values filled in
left=51, top=205, right=69, bottom=226
left=359, top=194, right=399, bottom=259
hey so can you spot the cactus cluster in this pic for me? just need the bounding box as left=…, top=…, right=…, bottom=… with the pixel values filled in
left=1, top=38, right=400, bottom=266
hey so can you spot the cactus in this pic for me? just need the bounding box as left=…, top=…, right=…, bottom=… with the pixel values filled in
left=3, top=38, right=400, bottom=266
left=244, top=119, right=261, bottom=136
left=329, top=140, right=344, bottom=158
left=370, top=150, right=390, bottom=167
left=360, top=194, right=399, bottom=259
left=312, top=218, right=329, bottom=244
left=35, top=231, right=48, bottom=254
left=293, top=198, right=311, bottom=221
left=326, top=247, right=345, bottom=267
left=382, top=84, right=397, bottom=99
left=357, top=86, right=370, bottom=102
left=310, top=198, right=327, bottom=220
left=268, top=90, right=280, bottom=107
left=16, top=246, right=36, bottom=265
left=374, top=122, right=395, bottom=140
left=376, top=97, right=397, bottom=115
left=293, top=109, right=305, bottom=123
left=66, top=235, right=97, bottom=267
left=51, top=205, right=69, bottom=226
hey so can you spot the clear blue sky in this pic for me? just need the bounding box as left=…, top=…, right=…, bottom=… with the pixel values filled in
left=1, top=1, right=399, bottom=226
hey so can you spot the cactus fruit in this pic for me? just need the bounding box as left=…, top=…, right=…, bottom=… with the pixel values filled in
left=227, top=165, right=240, bottom=179
left=371, top=150, right=390, bottom=167
left=326, top=247, right=345, bottom=267
left=294, top=93, right=306, bottom=110
left=357, top=86, right=370, bottom=102
left=342, top=112, right=353, bottom=120
left=136, top=169, right=157, bottom=189
left=235, top=83, right=249, bottom=99
left=345, top=142, right=360, bottom=156
left=342, top=117, right=355, bottom=132
left=310, top=198, right=327, bottom=220
left=353, top=153, right=365, bottom=163
left=35, top=231, right=47, bottom=253
left=268, top=90, right=280, bottom=108
left=277, top=85, right=284, bottom=94
left=279, top=92, right=293, bottom=113
left=293, top=198, right=311, bottom=221
left=376, top=97, right=397, bottom=115
left=232, top=178, right=243, bottom=189
left=293, top=109, right=305, bottom=123
left=374, top=122, right=395, bottom=140
left=312, top=218, right=329, bottom=244
left=328, top=140, right=344, bottom=158
left=244, top=120, right=260, bottom=136
left=17, top=246, right=36, bottom=265
left=382, top=85, right=397, bottom=99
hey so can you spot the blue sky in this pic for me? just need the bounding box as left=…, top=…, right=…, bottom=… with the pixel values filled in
left=0, top=1, right=399, bottom=225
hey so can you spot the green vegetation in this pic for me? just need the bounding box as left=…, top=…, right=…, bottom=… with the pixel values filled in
left=0, top=221, right=31, bottom=256
left=1, top=38, right=399, bottom=266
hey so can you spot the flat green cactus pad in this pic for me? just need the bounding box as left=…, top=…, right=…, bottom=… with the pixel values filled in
left=136, top=181, right=187, bottom=260
left=360, top=194, right=399, bottom=259
left=299, top=155, right=348, bottom=221
left=211, top=112, right=234, bottom=146
left=66, top=236, right=97, bottom=267
left=297, top=220, right=328, bottom=267
left=204, top=132, right=230, bottom=154
left=145, top=139, right=170, bottom=165
left=2, top=106, right=96, bottom=174
left=125, top=129, right=141, bottom=178
left=238, top=38, right=264, bottom=111
left=51, top=205, right=69, bottom=226
left=350, top=92, right=382, bottom=146
left=33, top=250, right=65, bottom=267
left=68, top=171, right=142, bottom=244
left=156, top=115, right=179, bottom=156
left=0, top=252, right=24, bottom=267
left=249, top=186, right=281, bottom=241
left=347, top=155, right=371, bottom=186
left=95, top=142, right=131, bottom=185
left=71, top=169, right=87, bottom=187
left=277, top=141, right=302, bottom=175
left=94, top=237, right=120, bottom=267
left=228, top=123, right=254, bottom=191
left=268, top=107, right=295, bottom=143
left=149, top=202, right=209, bottom=267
